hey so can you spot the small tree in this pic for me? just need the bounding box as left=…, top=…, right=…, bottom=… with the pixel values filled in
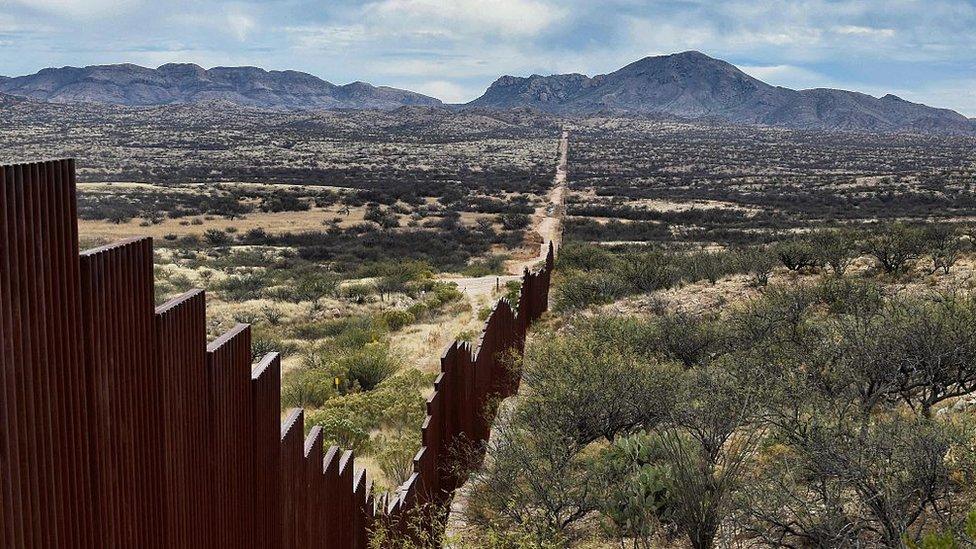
left=203, top=228, right=231, bottom=246
left=659, top=366, right=760, bottom=549
left=774, top=239, right=818, bottom=272
left=812, top=228, right=859, bottom=277
left=294, top=272, right=341, bottom=304
left=923, top=224, right=963, bottom=275
left=863, top=223, right=925, bottom=274
left=737, top=246, right=776, bottom=287
left=650, top=312, right=726, bottom=369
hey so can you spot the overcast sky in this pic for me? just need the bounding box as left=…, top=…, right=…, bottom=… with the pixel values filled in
left=1, top=0, right=974, bottom=115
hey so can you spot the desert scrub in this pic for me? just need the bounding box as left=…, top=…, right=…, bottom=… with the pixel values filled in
left=214, top=271, right=271, bottom=301
left=551, top=242, right=757, bottom=311
left=281, top=366, right=335, bottom=409
left=305, top=369, right=434, bottom=487
left=335, top=343, right=402, bottom=391
left=404, top=281, right=463, bottom=321
left=250, top=330, right=298, bottom=363
left=462, top=254, right=509, bottom=277
left=381, top=309, right=415, bottom=331
left=553, top=270, right=629, bottom=312
left=342, top=282, right=377, bottom=304
left=290, top=315, right=387, bottom=342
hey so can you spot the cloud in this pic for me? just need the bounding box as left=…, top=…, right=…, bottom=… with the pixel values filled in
left=10, top=0, right=141, bottom=18
left=286, top=24, right=369, bottom=50
left=226, top=11, right=255, bottom=41
left=0, top=0, right=974, bottom=115
left=738, top=64, right=837, bottom=89
left=365, top=0, right=567, bottom=37
left=832, top=25, right=895, bottom=38
left=407, top=79, right=472, bottom=103
left=884, top=79, right=976, bottom=118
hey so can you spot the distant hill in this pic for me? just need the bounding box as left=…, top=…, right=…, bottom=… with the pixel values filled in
left=468, top=51, right=976, bottom=134
left=0, top=63, right=442, bottom=110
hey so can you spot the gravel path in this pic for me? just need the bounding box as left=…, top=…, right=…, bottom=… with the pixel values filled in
left=440, top=128, right=568, bottom=302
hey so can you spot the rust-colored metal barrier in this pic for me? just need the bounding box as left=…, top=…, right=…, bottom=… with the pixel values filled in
left=0, top=159, right=553, bottom=548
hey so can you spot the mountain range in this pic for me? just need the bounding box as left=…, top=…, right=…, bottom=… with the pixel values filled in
left=468, top=51, right=975, bottom=134
left=2, top=52, right=973, bottom=134
left=0, top=63, right=441, bottom=110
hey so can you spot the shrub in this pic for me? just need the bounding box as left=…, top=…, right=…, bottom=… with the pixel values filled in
left=923, top=224, right=964, bottom=275
left=215, top=272, right=268, bottom=301
left=337, top=343, right=401, bottom=392
left=554, top=271, right=628, bottom=312
left=478, top=306, right=494, bottom=321
left=382, top=310, right=415, bottom=331
left=737, top=246, right=776, bottom=287
left=203, top=228, right=231, bottom=246
left=294, top=272, right=341, bottom=303
left=616, top=252, right=680, bottom=292
left=364, top=204, right=399, bottom=229
left=280, top=367, right=333, bottom=409
left=556, top=242, right=618, bottom=272
left=430, top=283, right=463, bottom=305
left=463, top=255, right=508, bottom=277
left=504, top=280, right=522, bottom=307
left=499, top=213, right=531, bottom=230
left=250, top=332, right=282, bottom=363
left=682, top=250, right=734, bottom=285
left=649, top=312, right=726, bottom=368
left=811, top=228, right=859, bottom=276
left=406, top=302, right=429, bottom=320
left=308, top=411, right=372, bottom=453
left=261, top=306, right=284, bottom=326
left=863, top=223, right=926, bottom=274
left=774, top=239, right=818, bottom=272
left=373, top=432, right=420, bottom=488
left=342, top=283, right=376, bottom=304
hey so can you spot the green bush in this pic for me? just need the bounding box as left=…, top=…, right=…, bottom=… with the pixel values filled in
left=863, top=223, right=926, bottom=274
left=203, top=228, right=231, bottom=246
left=811, top=228, right=859, bottom=276
left=554, top=270, right=629, bottom=312
left=680, top=250, right=735, bottom=285
left=478, top=306, right=494, bottom=321
left=293, top=272, right=341, bottom=303
left=336, top=343, right=401, bottom=392
left=736, top=246, right=776, bottom=287
left=463, top=255, right=508, bottom=277
left=342, top=282, right=376, bottom=304
left=280, top=367, right=334, bottom=409
left=557, top=242, right=619, bottom=272
left=406, top=302, right=429, bottom=320
left=430, top=282, right=463, bottom=305
left=774, top=239, right=819, bottom=272
left=373, top=432, right=421, bottom=488
left=308, top=410, right=372, bottom=453
left=616, top=252, right=680, bottom=292
left=215, top=272, right=269, bottom=301
left=499, top=212, right=531, bottom=230
left=305, top=369, right=433, bottom=458
left=382, top=309, right=415, bottom=331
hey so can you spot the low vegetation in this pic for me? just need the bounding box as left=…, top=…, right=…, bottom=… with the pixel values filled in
left=464, top=283, right=976, bottom=547
left=459, top=219, right=976, bottom=547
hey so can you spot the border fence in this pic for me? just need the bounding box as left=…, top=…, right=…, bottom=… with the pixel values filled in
left=0, top=159, right=554, bottom=548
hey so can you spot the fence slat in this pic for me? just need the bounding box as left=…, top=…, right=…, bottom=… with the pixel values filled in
left=0, top=158, right=555, bottom=548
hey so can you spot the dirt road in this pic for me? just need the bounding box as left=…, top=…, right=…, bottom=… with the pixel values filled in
left=443, top=129, right=568, bottom=300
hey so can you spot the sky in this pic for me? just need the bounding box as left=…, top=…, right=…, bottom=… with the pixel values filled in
left=0, top=0, right=974, bottom=115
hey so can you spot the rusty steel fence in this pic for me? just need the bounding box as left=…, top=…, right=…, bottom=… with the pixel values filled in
left=0, top=159, right=554, bottom=548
